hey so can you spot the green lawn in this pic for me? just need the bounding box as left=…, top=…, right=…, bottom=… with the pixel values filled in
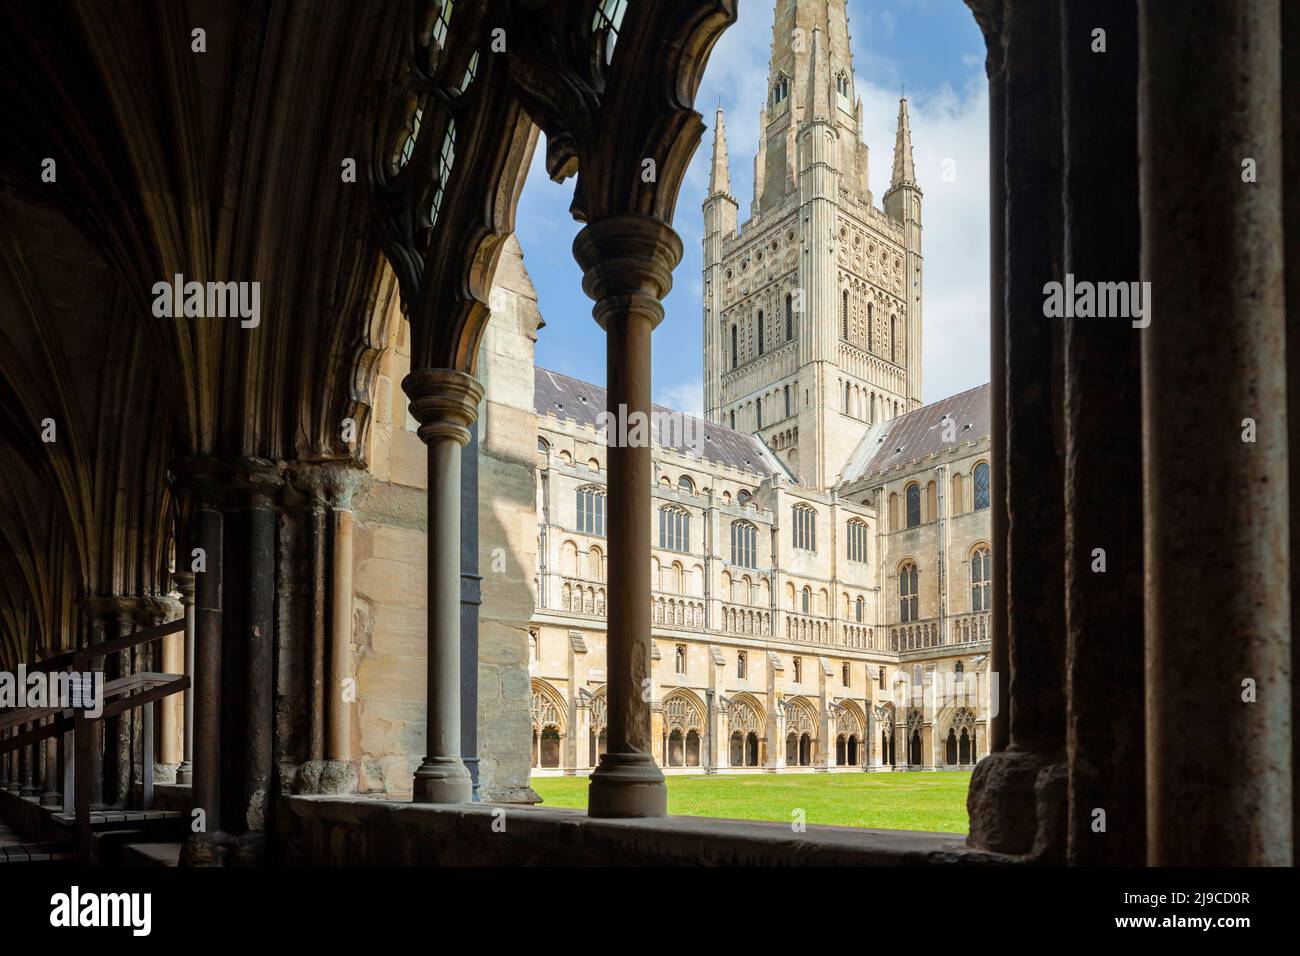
left=530, top=771, right=972, bottom=833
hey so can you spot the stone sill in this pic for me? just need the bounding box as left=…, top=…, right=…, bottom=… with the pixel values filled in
left=284, top=794, right=1013, bottom=866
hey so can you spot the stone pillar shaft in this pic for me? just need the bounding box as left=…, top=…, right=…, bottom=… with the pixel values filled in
left=573, top=214, right=680, bottom=818
left=1139, top=0, right=1291, bottom=866
left=326, top=508, right=354, bottom=762
left=1060, top=0, right=1145, bottom=865
left=174, top=573, right=196, bottom=785
left=404, top=368, right=483, bottom=804
left=182, top=501, right=224, bottom=865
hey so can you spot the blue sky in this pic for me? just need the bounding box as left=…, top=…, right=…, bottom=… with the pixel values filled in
left=513, top=0, right=990, bottom=414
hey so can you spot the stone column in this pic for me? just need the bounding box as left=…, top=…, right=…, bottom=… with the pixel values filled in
left=402, top=367, right=483, bottom=804
left=108, top=603, right=137, bottom=808
left=19, top=722, right=37, bottom=797
left=156, top=592, right=185, bottom=776
left=1060, top=0, right=1145, bottom=865
left=1139, top=0, right=1291, bottom=866
left=572, top=214, right=678, bottom=818
left=966, top=0, right=1069, bottom=860
left=460, top=426, right=482, bottom=799
left=181, top=494, right=225, bottom=866
left=236, top=464, right=279, bottom=855
left=327, top=506, right=355, bottom=773
left=173, top=572, right=196, bottom=785
left=40, top=722, right=60, bottom=807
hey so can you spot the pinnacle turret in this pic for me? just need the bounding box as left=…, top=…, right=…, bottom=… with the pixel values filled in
left=708, top=106, right=733, bottom=198
left=889, top=95, right=917, bottom=188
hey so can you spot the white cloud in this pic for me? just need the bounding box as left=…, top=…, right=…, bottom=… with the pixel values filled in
left=856, top=71, right=991, bottom=402
left=656, top=378, right=705, bottom=418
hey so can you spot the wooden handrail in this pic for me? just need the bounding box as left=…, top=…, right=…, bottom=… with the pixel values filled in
left=1, top=670, right=190, bottom=864
left=73, top=617, right=185, bottom=666
left=18, top=617, right=185, bottom=675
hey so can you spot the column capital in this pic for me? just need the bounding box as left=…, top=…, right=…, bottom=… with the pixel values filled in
left=172, top=571, right=197, bottom=605
left=401, top=368, right=484, bottom=448
left=139, top=593, right=183, bottom=625
left=170, top=456, right=285, bottom=508
left=285, top=460, right=368, bottom=512
left=572, top=215, right=683, bottom=332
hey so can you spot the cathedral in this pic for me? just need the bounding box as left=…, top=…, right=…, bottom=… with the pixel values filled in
left=485, top=1, right=994, bottom=777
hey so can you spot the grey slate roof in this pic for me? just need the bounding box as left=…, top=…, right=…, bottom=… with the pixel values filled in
left=535, top=367, right=790, bottom=480
left=839, top=382, right=991, bottom=485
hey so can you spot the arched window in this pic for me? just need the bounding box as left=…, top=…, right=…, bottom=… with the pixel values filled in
left=905, top=483, right=921, bottom=528
left=756, top=401, right=763, bottom=429
left=784, top=384, right=791, bottom=418
left=757, top=311, right=765, bottom=355
left=730, top=520, right=757, bottom=569
left=737, top=489, right=751, bottom=506
left=785, top=293, right=794, bottom=340
left=974, top=461, right=991, bottom=510
left=899, top=562, right=919, bottom=623
left=793, top=657, right=803, bottom=683
left=970, top=546, right=992, bottom=611
left=576, top=487, right=606, bottom=536
left=730, top=323, right=738, bottom=368
left=926, top=481, right=937, bottom=522
left=855, top=596, right=864, bottom=622
left=658, top=506, right=689, bottom=552
left=888, top=493, right=899, bottom=532
left=841, top=290, right=849, bottom=339
left=952, top=473, right=965, bottom=514
left=729, top=410, right=735, bottom=429
left=792, top=504, right=816, bottom=551
left=737, top=650, right=747, bottom=678
left=772, top=73, right=790, bottom=105
left=677, top=475, right=694, bottom=495
left=537, top=436, right=549, bottom=452
left=847, top=518, right=868, bottom=563
left=955, top=660, right=965, bottom=681
left=801, top=586, right=811, bottom=615
left=842, top=662, right=850, bottom=685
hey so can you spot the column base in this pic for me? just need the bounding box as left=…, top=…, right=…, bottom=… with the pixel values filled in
left=966, top=746, right=1067, bottom=860
left=587, top=752, right=667, bottom=818
left=179, top=831, right=229, bottom=867
left=175, top=761, right=193, bottom=786
left=412, top=757, right=472, bottom=804
left=295, top=759, right=358, bottom=794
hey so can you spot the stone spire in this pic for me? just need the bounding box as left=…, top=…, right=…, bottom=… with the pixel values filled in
left=890, top=95, right=917, bottom=187
left=708, top=106, right=733, bottom=198
left=802, top=27, right=830, bottom=123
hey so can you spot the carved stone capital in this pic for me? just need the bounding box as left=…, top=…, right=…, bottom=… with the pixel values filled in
left=172, top=571, right=197, bottom=605
left=285, top=460, right=369, bottom=512
left=170, top=456, right=285, bottom=509
left=572, top=215, right=683, bottom=332
left=401, top=368, right=484, bottom=448
left=139, top=594, right=184, bottom=625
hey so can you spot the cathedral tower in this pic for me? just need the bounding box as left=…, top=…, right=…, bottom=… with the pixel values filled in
left=702, top=0, right=923, bottom=490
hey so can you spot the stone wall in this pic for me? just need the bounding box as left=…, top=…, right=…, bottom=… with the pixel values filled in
left=351, top=238, right=540, bottom=801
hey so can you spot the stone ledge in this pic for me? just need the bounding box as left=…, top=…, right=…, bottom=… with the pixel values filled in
left=283, top=795, right=1012, bottom=866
